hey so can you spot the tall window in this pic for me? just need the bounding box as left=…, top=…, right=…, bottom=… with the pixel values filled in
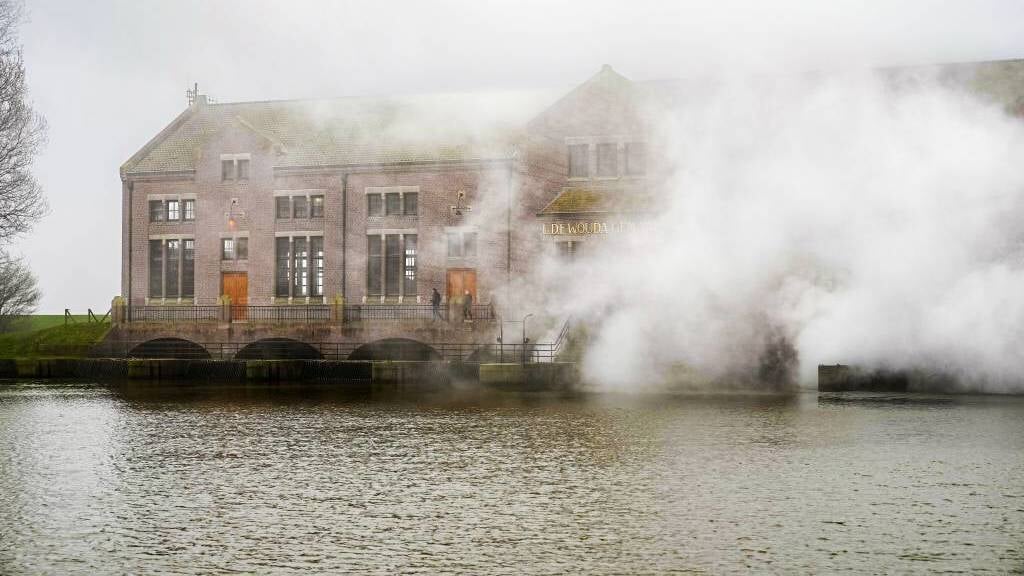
left=367, top=235, right=382, bottom=296
left=236, top=158, right=250, bottom=180
left=596, top=143, right=617, bottom=176
left=447, top=232, right=462, bottom=257
left=165, top=240, right=180, bottom=297
left=236, top=237, right=248, bottom=260
left=182, top=240, right=195, bottom=297
left=274, top=236, right=323, bottom=298
left=625, top=142, right=646, bottom=175
left=166, top=200, right=180, bottom=221
left=311, top=195, right=324, bottom=218
left=311, top=237, right=324, bottom=297
left=568, top=144, right=589, bottom=178
left=275, top=238, right=290, bottom=297
left=221, top=238, right=235, bottom=260
left=149, top=200, right=165, bottom=222
left=403, top=235, right=417, bottom=296
left=463, top=232, right=478, bottom=257
left=149, top=238, right=193, bottom=299
left=385, top=234, right=401, bottom=296
left=367, top=194, right=383, bottom=217
left=221, top=159, right=235, bottom=181
left=293, top=196, right=309, bottom=218
left=447, top=231, right=477, bottom=257
left=403, top=192, right=418, bottom=215
left=276, top=196, right=291, bottom=219
left=183, top=199, right=195, bottom=221
left=149, top=240, right=163, bottom=297
left=385, top=193, right=402, bottom=216
left=293, top=237, right=309, bottom=297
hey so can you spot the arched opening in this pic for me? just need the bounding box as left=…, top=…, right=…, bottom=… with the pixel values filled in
left=128, top=338, right=211, bottom=359
left=348, top=338, right=441, bottom=361
left=234, top=338, right=322, bottom=360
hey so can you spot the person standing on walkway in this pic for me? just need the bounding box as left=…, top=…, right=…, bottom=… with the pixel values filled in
left=431, top=288, right=442, bottom=321
left=463, top=290, right=473, bottom=321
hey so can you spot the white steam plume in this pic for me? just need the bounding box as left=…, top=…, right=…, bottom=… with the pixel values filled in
left=541, top=70, right=1024, bottom=392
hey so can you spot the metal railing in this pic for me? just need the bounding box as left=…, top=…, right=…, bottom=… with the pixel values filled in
left=128, top=306, right=221, bottom=322
left=125, top=304, right=497, bottom=323
left=233, top=305, right=331, bottom=323
left=343, top=304, right=495, bottom=322
left=106, top=339, right=558, bottom=363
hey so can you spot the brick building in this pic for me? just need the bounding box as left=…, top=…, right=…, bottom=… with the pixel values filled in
left=121, top=59, right=1024, bottom=322
left=121, top=65, right=658, bottom=317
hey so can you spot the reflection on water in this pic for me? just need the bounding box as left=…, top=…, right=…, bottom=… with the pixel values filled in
left=1, top=383, right=1022, bottom=574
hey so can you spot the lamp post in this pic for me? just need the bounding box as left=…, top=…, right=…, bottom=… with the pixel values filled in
left=521, top=313, right=533, bottom=365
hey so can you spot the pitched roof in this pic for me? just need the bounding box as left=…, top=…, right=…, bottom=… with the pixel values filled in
left=538, top=186, right=655, bottom=215
left=122, top=90, right=555, bottom=175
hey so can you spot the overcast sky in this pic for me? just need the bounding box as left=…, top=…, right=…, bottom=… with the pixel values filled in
left=13, top=0, right=1024, bottom=312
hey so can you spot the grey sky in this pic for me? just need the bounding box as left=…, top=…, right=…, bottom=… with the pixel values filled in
left=14, top=0, right=1024, bottom=312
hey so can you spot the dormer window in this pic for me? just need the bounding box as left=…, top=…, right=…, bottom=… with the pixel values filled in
left=220, top=154, right=251, bottom=181
left=596, top=143, right=617, bottom=177
left=568, top=144, right=589, bottom=178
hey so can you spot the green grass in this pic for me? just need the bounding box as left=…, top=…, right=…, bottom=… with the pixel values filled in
left=0, top=321, right=110, bottom=358
left=5, top=314, right=92, bottom=333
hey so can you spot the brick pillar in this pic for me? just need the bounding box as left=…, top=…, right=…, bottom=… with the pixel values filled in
left=331, top=295, right=344, bottom=325
left=219, top=294, right=232, bottom=323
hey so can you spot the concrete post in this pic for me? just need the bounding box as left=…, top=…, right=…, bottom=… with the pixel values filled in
left=111, top=296, right=126, bottom=324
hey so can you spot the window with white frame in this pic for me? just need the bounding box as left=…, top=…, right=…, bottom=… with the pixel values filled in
left=274, top=235, right=323, bottom=298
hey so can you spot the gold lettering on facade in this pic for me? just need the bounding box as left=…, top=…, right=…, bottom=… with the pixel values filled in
left=541, top=221, right=648, bottom=235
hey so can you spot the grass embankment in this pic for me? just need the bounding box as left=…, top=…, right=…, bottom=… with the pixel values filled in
left=0, top=317, right=110, bottom=358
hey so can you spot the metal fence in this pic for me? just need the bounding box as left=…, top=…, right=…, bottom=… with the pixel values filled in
left=233, top=305, right=332, bottom=322
left=128, top=306, right=221, bottom=322
left=342, top=304, right=495, bottom=322
left=126, top=304, right=496, bottom=323
left=105, top=339, right=558, bottom=363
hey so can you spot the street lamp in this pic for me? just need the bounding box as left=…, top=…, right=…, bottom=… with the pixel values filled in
left=521, top=313, right=533, bottom=364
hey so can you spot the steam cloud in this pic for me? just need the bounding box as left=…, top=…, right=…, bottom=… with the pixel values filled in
left=535, top=69, right=1024, bottom=392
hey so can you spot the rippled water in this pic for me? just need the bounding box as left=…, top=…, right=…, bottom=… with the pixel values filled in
left=0, top=383, right=1022, bottom=574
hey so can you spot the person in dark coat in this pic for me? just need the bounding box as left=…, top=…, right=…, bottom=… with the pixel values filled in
left=462, top=290, right=473, bottom=320
left=431, top=288, right=442, bottom=321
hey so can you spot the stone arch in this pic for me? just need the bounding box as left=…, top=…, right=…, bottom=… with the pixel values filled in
left=128, top=338, right=211, bottom=359
left=348, top=338, right=442, bottom=361
left=234, top=338, right=323, bottom=360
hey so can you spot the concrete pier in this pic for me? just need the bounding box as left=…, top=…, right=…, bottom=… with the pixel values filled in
left=0, top=358, right=581, bottom=392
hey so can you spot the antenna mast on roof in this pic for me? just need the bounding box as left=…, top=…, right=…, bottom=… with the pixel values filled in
left=186, top=83, right=216, bottom=106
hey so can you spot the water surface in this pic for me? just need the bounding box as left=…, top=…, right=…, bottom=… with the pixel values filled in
left=1, top=383, right=1022, bottom=574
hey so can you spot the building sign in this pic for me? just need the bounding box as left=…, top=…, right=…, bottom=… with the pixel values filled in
left=541, top=221, right=649, bottom=235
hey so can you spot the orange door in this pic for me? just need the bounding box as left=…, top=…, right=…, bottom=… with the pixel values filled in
left=446, top=269, right=477, bottom=303
left=222, top=273, right=248, bottom=320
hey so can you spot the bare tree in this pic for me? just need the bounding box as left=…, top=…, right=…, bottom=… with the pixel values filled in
left=0, top=252, right=39, bottom=329
left=0, top=0, right=46, bottom=241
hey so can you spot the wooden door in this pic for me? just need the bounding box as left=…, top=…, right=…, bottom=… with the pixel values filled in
left=222, top=273, right=248, bottom=320
left=446, top=269, right=477, bottom=304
